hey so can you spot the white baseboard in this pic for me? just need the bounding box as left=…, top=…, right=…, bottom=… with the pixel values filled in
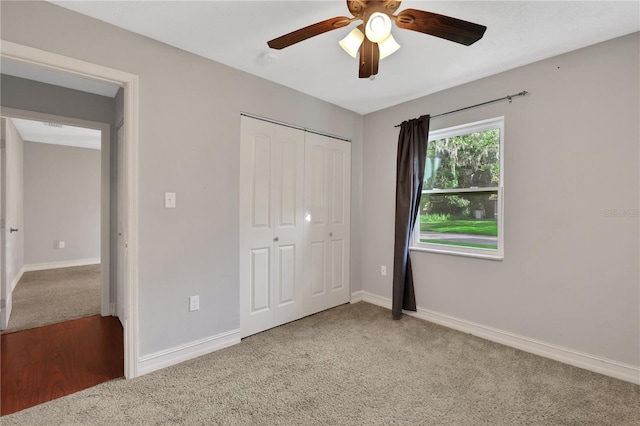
left=23, top=258, right=101, bottom=272
left=1, top=265, right=24, bottom=329
left=356, top=291, right=640, bottom=385
left=138, top=329, right=241, bottom=376
left=10, top=265, right=25, bottom=292
left=350, top=290, right=364, bottom=303
left=0, top=291, right=12, bottom=329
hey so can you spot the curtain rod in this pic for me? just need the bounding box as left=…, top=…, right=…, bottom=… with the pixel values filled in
left=394, top=90, right=529, bottom=127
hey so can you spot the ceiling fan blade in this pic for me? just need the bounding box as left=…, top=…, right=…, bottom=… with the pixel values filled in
left=395, top=9, right=487, bottom=46
left=359, top=37, right=379, bottom=78
left=267, top=16, right=352, bottom=49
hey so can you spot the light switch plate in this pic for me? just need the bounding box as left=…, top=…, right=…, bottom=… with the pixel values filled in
left=165, top=192, right=176, bottom=208
left=189, top=295, right=199, bottom=312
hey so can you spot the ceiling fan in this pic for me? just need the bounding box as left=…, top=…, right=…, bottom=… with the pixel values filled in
left=267, top=0, right=487, bottom=79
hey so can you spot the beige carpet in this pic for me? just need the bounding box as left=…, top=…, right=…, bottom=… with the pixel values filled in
left=2, top=302, right=639, bottom=425
left=3, top=264, right=101, bottom=333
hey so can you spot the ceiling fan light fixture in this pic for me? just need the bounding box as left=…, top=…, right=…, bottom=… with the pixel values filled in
left=378, top=34, right=401, bottom=59
left=266, top=1, right=487, bottom=79
left=365, top=12, right=392, bottom=43
left=339, top=27, right=364, bottom=58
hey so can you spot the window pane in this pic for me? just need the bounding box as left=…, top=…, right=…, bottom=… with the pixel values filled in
left=419, top=191, right=498, bottom=250
left=424, top=128, right=500, bottom=190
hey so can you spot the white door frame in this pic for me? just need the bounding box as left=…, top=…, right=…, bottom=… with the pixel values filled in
left=0, top=40, right=141, bottom=378
left=1, top=108, right=111, bottom=317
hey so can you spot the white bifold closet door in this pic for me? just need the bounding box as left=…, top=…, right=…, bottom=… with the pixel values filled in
left=304, top=132, right=351, bottom=316
left=240, top=116, right=351, bottom=338
left=240, top=116, right=306, bottom=338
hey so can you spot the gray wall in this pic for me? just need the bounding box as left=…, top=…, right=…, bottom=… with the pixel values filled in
left=0, top=1, right=364, bottom=357
left=361, top=33, right=639, bottom=366
left=23, top=141, right=101, bottom=265
left=2, top=118, right=24, bottom=287
left=1, top=74, right=115, bottom=125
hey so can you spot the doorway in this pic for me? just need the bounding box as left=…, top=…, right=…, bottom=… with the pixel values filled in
left=1, top=40, right=140, bottom=378
left=1, top=114, right=108, bottom=332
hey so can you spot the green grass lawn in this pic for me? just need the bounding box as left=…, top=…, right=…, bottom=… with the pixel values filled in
left=420, top=219, right=498, bottom=236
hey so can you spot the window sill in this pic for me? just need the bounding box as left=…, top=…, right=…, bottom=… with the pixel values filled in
left=410, top=245, right=504, bottom=261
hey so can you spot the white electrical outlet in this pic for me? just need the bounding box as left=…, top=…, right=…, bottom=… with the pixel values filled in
left=381, top=265, right=387, bottom=276
left=189, top=295, right=199, bottom=312
left=58, top=241, right=66, bottom=249
left=165, top=192, right=176, bottom=208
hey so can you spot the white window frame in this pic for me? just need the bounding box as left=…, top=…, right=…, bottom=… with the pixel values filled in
left=411, top=116, right=504, bottom=260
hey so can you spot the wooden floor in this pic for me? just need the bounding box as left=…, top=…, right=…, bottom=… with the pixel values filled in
left=1, top=315, right=124, bottom=416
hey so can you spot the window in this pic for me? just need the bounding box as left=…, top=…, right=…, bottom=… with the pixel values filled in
left=411, top=117, right=504, bottom=259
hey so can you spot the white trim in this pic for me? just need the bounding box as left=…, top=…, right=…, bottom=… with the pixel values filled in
left=423, top=187, right=500, bottom=195
left=10, top=265, right=25, bottom=292
left=1, top=40, right=141, bottom=379
left=413, top=117, right=505, bottom=259
left=0, top=292, right=12, bottom=330
left=138, top=329, right=241, bottom=376
left=23, top=258, right=101, bottom=272
left=357, top=291, right=640, bottom=384
left=124, top=73, right=140, bottom=380
left=350, top=290, right=364, bottom=303
left=0, top=42, right=134, bottom=87
left=359, top=291, right=392, bottom=309
left=0, top=262, right=19, bottom=332
left=410, top=246, right=503, bottom=261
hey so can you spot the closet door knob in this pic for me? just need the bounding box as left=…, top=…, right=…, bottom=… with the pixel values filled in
left=10, top=228, right=19, bottom=233
left=273, top=237, right=279, bottom=242
left=329, top=232, right=333, bottom=237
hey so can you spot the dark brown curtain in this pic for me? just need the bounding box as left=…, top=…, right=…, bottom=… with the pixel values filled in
left=392, top=115, right=430, bottom=319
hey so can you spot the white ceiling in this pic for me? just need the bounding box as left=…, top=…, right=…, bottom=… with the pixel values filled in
left=47, top=0, right=640, bottom=115
left=11, top=118, right=102, bottom=150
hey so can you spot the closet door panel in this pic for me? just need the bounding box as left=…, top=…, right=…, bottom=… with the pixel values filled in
left=328, top=139, right=351, bottom=307
left=272, top=126, right=305, bottom=326
left=240, top=120, right=275, bottom=337
left=276, top=244, right=295, bottom=305
left=241, top=116, right=304, bottom=337
left=330, top=240, right=345, bottom=291
left=277, top=139, right=298, bottom=228
left=250, top=247, right=271, bottom=313
left=251, top=135, right=272, bottom=230
left=304, top=136, right=330, bottom=315
left=309, top=145, right=327, bottom=226
left=304, top=133, right=351, bottom=313
left=310, top=241, right=325, bottom=296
